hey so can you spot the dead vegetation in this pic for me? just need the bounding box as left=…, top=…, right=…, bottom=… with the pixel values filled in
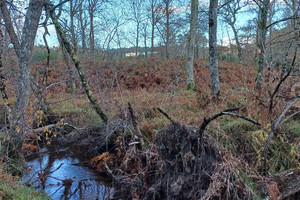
left=1, top=56, right=300, bottom=199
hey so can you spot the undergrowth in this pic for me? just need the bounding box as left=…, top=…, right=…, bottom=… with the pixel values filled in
left=1, top=56, right=299, bottom=198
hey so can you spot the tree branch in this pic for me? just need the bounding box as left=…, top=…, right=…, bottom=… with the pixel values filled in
left=52, top=0, right=70, bottom=10
left=266, top=15, right=299, bottom=29
left=0, top=0, right=21, bottom=57
left=198, top=108, right=260, bottom=136
left=157, top=107, right=176, bottom=124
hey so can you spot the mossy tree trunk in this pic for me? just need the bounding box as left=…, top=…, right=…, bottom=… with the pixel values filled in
left=254, top=0, right=270, bottom=91
left=48, top=3, right=108, bottom=124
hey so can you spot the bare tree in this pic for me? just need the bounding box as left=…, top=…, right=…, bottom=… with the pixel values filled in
left=70, top=0, right=83, bottom=55
left=130, top=0, right=146, bottom=56
left=77, top=2, right=88, bottom=50
left=163, top=0, right=172, bottom=58
left=148, top=0, right=161, bottom=56
left=185, top=0, right=199, bottom=90
left=87, top=0, right=105, bottom=59
left=142, top=22, right=148, bottom=57
left=220, top=0, right=246, bottom=63
left=209, top=0, right=220, bottom=96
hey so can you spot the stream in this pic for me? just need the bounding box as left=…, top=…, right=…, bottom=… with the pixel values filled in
left=22, top=146, right=113, bottom=200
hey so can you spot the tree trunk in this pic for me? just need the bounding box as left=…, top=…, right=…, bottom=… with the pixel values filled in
left=79, top=3, right=87, bottom=50
left=254, top=0, right=270, bottom=91
left=209, top=0, right=220, bottom=96
left=195, top=38, right=200, bottom=59
left=151, top=5, right=155, bottom=56
left=70, top=0, right=77, bottom=55
left=165, top=0, right=170, bottom=58
left=144, top=26, right=147, bottom=58
left=89, top=13, right=95, bottom=60
left=0, top=0, right=21, bottom=58
left=14, top=0, right=44, bottom=135
left=136, top=22, right=140, bottom=56
left=68, top=0, right=77, bottom=93
left=230, top=23, right=242, bottom=63
left=185, top=0, right=198, bottom=89
left=0, top=17, right=12, bottom=124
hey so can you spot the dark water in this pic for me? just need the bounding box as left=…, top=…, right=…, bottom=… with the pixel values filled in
left=22, top=147, right=113, bottom=200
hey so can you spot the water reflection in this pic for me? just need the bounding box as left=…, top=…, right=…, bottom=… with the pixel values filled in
left=22, top=147, right=113, bottom=200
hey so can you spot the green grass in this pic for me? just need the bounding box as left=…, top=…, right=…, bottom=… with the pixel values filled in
left=225, top=88, right=248, bottom=109
left=282, top=119, right=300, bottom=138
left=239, top=172, right=264, bottom=200
left=31, top=48, right=62, bottom=63
left=49, top=99, right=103, bottom=127
left=0, top=168, right=50, bottom=200
left=221, top=118, right=258, bottom=133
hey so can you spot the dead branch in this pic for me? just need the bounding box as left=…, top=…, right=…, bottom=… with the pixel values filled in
left=102, top=163, right=116, bottom=181
left=266, top=15, right=299, bottom=29
left=263, top=97, right=300, bottom=174
left=198, top=108, right=260, bottom=136
left=128, top=102, right=144, bottom=146
left=279, top=109, right=300, bottom=126
left=45, top=80, right=68, bottom=90
left=157, top=107, right=176, bottom=124
left=52, top=0, right=69, bottom=10
left=48, top=95, right=76, bottom=104
left=32, top=123, right=83, bottom=134
left=275, top=169, right=300, bottom=198
left=274, top=97, right=300, bottom=129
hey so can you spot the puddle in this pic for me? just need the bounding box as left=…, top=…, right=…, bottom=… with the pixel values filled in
left=22, top=147, right=113, bottom=200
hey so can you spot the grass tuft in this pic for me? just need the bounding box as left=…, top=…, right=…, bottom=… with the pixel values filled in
left=0, top=168, right=50, bottom=200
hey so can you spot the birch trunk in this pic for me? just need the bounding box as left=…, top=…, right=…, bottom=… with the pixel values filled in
left=186, top=0, right=198, bottom=89
left=209, top=0, right=220, bottom=96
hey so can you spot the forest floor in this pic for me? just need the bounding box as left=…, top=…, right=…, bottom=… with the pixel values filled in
left=0, top=55, right=300, bottom=199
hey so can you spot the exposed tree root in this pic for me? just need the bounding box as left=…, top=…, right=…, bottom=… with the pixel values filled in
left=101, top=122, right=256, bottom=199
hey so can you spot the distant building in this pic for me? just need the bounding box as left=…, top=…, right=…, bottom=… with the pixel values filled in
left=125, top=51, right=158, bottom=57
left=125, top=52, right=137, bottom=57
